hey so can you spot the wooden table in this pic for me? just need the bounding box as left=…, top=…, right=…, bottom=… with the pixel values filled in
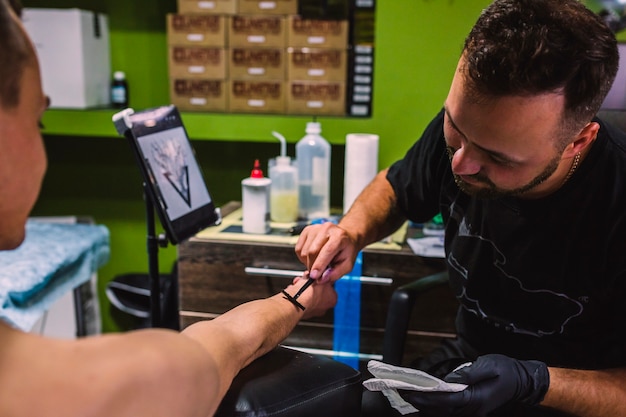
left=177, top=202, right=456, bottom=368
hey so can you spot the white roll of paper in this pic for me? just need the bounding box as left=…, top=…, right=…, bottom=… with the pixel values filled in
left=343, top=133, right=379, bottom=214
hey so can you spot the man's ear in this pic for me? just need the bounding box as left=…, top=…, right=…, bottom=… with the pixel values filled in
left=565, top=122, right=599, bottom=157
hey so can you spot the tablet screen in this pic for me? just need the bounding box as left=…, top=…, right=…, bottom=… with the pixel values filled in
left=137, top=125, right=212, bottom=222
left=122, top=105, right=218, bottom=244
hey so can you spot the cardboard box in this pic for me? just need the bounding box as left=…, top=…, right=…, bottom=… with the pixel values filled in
left=237, top=0, right=297, bottom=15
left=170, top=78, right=227, bottom=112
left=177, top=0, right=238, bottom=15
left=287, top=48, right=347, bottom=81
left=22, top=8, right=111, bottom=109
left=228, top=80, right=285, bottom=113
left=168, top=46, right=227, bottom=79
left=167, top=14, right=226, bottom=47
left=286, top=81, right=345, bottom=116
left=287, top=16, right=349, bottom=49
left=228, top=15, right=286, bottom=48
left=229, top=48, right=286, bottom=80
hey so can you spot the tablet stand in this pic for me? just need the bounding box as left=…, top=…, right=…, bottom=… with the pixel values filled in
left=113, top=107, right=222, bottom=328
left=144, top=186, right=169, bottom=327
left=114, top=108, right=168, bottom=328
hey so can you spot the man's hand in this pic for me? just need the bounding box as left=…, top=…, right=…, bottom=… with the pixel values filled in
left=294, top=222, right=360, bottom=283
left=294, top=169, right=402, bottom=283
left=402, top=354, right=550, bottom=417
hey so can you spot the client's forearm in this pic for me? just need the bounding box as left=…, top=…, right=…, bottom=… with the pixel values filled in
left=182, top=294, right=303, bottom=381
left=181, top=279, right=327, bottom=396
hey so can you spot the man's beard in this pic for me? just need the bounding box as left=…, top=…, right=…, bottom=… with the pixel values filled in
left=447, top=147, right=561, bottom=199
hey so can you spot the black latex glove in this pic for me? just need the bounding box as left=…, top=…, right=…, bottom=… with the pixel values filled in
left=402, top=354, right=550, bottom=417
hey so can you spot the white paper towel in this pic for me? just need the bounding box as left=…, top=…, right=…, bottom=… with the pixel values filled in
left=343, top=133, right=379, bottom=213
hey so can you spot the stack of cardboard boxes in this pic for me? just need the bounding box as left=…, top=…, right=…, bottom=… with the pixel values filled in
left=167, top=0, right=349, bottom=116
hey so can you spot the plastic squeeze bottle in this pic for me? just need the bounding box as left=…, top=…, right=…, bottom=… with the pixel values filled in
left=269, top=132, right=298, bottom=223
left=296, top=121, right=331, bottom=220
left=111, top=71, right=129, bottom=108
left=241, top=159, right=271, bottom=234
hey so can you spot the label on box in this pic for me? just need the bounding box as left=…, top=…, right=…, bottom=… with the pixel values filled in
left=177, top=0, right=238, bottom=14
left=288, top=17, right=348, bottom=48
left=288, top=48, right=347, bottom=81
left=238, top=0, right=298, bottom=15
left=170, top=14, right=222, bottom=32
left=169, top=46, right=226, bottom=79
left=229, top=16, right=286, bottom=48
left=287, top=81, right=345, bottom=115
left=170, top=79, right=227, bottom=112
left=230, top=48, right=285, bottom=80
left=229, top=80, right=285, bottom=113
left=168, top=14, right=226, bottom=47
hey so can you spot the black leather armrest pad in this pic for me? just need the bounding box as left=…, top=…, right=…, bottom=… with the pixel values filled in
left=215, top=346, right=362, bottom=417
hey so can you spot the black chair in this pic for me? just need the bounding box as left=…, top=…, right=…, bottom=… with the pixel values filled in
left=106, top=262, right=180, bottom=332
left=382, top=271, right=451, bottom=366
left=597, top=109, right=626, bottom=133
left=108, top=266, right=363, bottom=416
left=215, top=346, right=363, bottom=417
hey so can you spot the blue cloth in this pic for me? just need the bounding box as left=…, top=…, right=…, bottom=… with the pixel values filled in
left=333, top=251, right=362, bottom=369
left=0, top=220, right=110, bottom=331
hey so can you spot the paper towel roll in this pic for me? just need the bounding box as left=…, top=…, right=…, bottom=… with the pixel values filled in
left=343, top=133, right=379, bottom=213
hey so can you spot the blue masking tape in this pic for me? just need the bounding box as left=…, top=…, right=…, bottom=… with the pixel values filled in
left=333, top=251, right=362, bottom=369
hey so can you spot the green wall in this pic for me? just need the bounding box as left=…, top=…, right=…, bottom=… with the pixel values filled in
left=24, top=0, right=494, bottom=331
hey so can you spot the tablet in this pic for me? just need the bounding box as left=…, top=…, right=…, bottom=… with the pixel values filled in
left=113, top=105, right=219, bottom=244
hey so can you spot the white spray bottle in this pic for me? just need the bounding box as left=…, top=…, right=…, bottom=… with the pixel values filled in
left=241, top=159, right=271, bottom=234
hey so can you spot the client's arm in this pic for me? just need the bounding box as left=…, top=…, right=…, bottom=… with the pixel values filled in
left=181, top=277, right=337, bottom=402
left=0, top=277, right=336, bottom=417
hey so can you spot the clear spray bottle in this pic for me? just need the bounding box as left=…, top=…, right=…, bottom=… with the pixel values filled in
left=269, top=131, right=298, bottom=223
left=296, top=121, right=331, bottom=220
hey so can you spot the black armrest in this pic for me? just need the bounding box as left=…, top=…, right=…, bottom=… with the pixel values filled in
left=215, top=346, right=362, bottom=417
left=382, top=271, right=449, bottom=365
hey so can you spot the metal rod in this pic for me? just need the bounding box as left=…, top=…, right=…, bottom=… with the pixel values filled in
left=145, top=186, right=162, bottom=328
left=244, top=266, right=393, bottom=285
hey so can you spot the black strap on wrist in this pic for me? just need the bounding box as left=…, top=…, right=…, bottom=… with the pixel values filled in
left=282, top=277, right=315, bottom=311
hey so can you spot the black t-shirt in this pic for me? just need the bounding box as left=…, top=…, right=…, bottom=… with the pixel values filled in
left=387, top=108, right=626, bottom=369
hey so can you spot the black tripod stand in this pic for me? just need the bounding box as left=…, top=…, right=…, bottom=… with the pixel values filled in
left=144, top=186, right=170, bottom=328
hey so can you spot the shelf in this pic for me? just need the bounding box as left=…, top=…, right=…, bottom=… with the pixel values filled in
left=41, top=108, right=377, bottom=144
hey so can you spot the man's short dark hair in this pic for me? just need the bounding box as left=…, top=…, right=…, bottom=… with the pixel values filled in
left=462, top=0, right=619, bottom=133
left=7, top=0, right=21, bottom=16
left=0, top=0, right=30, bottom=110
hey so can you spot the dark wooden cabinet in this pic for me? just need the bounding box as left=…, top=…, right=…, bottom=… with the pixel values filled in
left=177, top=203, right=457, bottom=368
